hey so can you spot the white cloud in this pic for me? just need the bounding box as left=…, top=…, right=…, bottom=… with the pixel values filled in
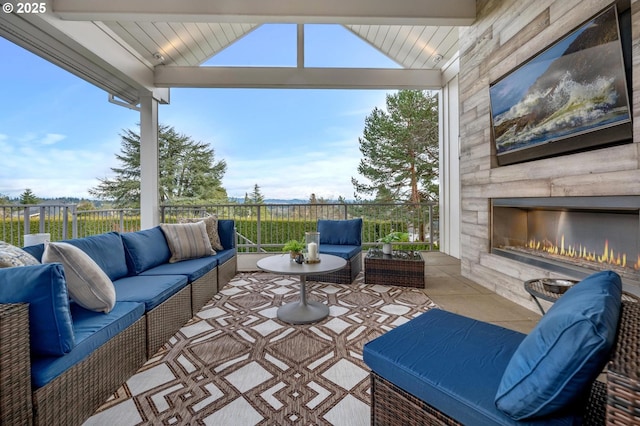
left=0, top=133, right=120, bottom=198
left=40, top=133, right=66, bottom=145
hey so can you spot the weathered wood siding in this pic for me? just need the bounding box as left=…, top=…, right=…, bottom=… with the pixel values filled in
left=458, top=0, right=640, bottom=311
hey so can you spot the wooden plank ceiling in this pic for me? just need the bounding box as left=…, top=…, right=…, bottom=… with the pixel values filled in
left=103, top=21, right=458, bottom=69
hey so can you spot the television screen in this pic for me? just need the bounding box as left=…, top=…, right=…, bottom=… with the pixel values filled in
left=490, top=6, right=632, bottom=166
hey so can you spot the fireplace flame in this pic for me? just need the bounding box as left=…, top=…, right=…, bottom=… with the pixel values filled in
left=527, top=237, right=634, bottom=268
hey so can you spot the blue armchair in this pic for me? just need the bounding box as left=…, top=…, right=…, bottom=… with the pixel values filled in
left=307, top=218, right=363, bottom=284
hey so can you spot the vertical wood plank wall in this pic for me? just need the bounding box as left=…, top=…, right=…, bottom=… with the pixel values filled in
left=458, top=0, right=640, bottom=311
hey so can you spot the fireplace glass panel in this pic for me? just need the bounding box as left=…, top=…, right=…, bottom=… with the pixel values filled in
left=492, top=197, right=640, bottom=284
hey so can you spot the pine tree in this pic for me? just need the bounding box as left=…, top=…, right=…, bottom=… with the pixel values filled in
left=351, top=90, right=439, bottom=203
left=90, top=124, right=227, bottom=207
left=19, top=188, right=40, bottom=204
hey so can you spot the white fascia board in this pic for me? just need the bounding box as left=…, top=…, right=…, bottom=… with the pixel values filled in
left=154, top=66, right=443, bottom=90
left=53, top=0, right=476, bottom=25
left=35, top=13, right=170, bottom=102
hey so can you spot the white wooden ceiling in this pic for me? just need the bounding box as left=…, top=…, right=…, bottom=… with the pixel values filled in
left=102, top=21, right=458, bottom=70
left=0, top=0, right=474, bottom=103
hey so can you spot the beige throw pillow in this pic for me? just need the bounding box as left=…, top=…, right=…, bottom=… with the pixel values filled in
left=42, top=242, right=116, bottom=313
left=160, top=221, right=215, bottom=263
left=179, top=215, right=223, bottom=251
left=0, top=241, right=40, bottom=268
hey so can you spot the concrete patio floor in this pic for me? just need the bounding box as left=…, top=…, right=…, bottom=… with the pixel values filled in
left=422, top=252, right=541, bottom=334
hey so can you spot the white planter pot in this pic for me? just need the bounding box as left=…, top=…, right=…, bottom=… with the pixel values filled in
left=382, top=243, right=392, bottom=255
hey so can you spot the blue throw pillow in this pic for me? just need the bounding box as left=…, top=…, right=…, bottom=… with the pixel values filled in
left=218, top=220, right=236, bottom=250
left=317, top=219, right=362, bottom=246
left=63, top=232, right=129, bottom=281
left=495, top=270, right=622, bottom=420
left=0, top=263, right=75, bottom=356
left=121, top=227, right=171, bottom=275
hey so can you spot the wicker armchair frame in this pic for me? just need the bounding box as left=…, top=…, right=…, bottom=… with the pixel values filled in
left=307, top=252, right=362, bottom=284
left=370, top=301, right=640, bottom=425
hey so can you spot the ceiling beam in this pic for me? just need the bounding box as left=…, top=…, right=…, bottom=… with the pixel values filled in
left=154, top=66, right=443, bottom=89
left=53, top=0, right=476, bottom=25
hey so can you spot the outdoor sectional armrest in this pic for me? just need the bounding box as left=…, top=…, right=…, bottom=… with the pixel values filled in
left=0, top=303, right=33, bottom=425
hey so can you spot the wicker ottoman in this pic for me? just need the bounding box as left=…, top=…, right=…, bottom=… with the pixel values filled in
left=364, top=248, right=425, bottom=288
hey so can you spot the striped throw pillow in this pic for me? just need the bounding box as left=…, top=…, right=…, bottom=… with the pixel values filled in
left=160, top=221, right=215, bottom=263
left=42, top=242, right=116, bottom=313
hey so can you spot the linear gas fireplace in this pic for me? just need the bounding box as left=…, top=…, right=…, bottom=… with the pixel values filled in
left=491, top=197, right=640, bottom=286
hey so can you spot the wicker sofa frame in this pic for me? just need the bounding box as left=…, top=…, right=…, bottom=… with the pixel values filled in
left=0, top=252, right=238, bottom=425
left=369, top=300, right=640, bottom=425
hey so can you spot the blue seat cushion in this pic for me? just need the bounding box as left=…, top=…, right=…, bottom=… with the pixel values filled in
left=495, top=270, right=622, bottom=420
left=364, top=309, right=584, bottom=426
left=113, top=275, right=189, bottom=311
left=318, top=219, right=362, bottom=246
left=215, top=248, right=236, bottom=265
left=217, top=220, right=236, bottom=250
left=319, top=244, right=360, bottom=260
left=0, top=263, right=75, bottom=356
left=63, top=232, right=129, bottom=281
left=31, top=301, right=144, bottom=388
left=139, top=256, right=217, bottom=282
left=121, top=227, right=172, bottom=275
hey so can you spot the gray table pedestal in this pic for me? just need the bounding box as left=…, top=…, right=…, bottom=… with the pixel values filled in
left=277, top=275, right=330, bottom=324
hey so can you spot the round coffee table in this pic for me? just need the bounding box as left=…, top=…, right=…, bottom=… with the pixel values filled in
left=256, top=253, right=347, bottom=324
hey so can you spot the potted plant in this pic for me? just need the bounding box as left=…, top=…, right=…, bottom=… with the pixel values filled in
left=378, top=231, right=409, bottom=254
left=283, top=239, right=305, bottom=259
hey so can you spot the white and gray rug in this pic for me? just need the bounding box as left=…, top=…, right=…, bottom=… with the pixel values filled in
left=83, top=272, right=437, bottom=426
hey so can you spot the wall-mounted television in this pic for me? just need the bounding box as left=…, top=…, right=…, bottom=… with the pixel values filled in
left=490, top=5, right=632, bottom=166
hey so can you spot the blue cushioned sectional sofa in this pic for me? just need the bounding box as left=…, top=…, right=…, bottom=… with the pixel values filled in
left=0, top=220, right=236, bottom=426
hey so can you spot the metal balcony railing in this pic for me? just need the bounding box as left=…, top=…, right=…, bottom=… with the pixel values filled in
left=1, top=202, right=439, bottom=251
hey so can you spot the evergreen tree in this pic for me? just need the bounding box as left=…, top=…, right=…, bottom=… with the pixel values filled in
left=248, top=184, right=265, bottom=204
left=19, top=188, right=40, bottom=204
left=90, top=124, right=227, bottom=207
left=351, top=90, right=439, bottom=203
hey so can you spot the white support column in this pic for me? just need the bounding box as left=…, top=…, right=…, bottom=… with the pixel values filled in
left=139, top=94, right=160, bottom=229
left=439, top=57, right=461, bottom=258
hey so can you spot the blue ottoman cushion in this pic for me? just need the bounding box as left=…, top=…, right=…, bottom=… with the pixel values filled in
left=495, top=270, right=622, bottom=420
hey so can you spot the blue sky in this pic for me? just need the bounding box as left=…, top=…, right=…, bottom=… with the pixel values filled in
left=0, top=24, right=400, bottom=201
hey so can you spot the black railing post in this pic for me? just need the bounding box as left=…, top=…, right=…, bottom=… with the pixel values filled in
left=256, top=205, right=262, bottom=253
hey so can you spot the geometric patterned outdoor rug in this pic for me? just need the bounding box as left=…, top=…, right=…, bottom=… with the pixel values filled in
left=83, top=272, right=438, bottom=426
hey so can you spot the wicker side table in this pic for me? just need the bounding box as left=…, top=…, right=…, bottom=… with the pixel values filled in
left=364, top=248, right=425, bottom=288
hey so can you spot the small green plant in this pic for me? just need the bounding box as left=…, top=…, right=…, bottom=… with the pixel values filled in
left=282, top=239, right=305, bottom=254
left=378, top=231, right=409, bottom=244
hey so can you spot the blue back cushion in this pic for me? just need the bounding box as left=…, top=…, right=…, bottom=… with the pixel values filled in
left=121, top=227, right=171, bottom=275
left=64, top=232, right=129, bottom=281
left=22, top=243, right=45, bottom=261
left=218, top=220, right=236, bottom=250
left=495, top=270, right=622, bottom=420
left=317, top=219, right=362, bottom=246
left=0, top=263, right=75, bottom=356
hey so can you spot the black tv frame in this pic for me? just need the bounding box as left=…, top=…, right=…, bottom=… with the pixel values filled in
left=490, top=5, right=633, bottom=166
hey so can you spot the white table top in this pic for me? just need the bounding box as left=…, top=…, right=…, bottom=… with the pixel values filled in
left=257, top=253, right=347, bottom=276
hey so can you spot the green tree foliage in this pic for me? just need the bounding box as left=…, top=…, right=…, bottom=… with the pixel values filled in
left=90, top=124, right=227, bottom=207
left=351, top=90, right=439, bottom=203
left=20, top=188, right=40, bottom=204
left=76, top=200, right=96, bottom=211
